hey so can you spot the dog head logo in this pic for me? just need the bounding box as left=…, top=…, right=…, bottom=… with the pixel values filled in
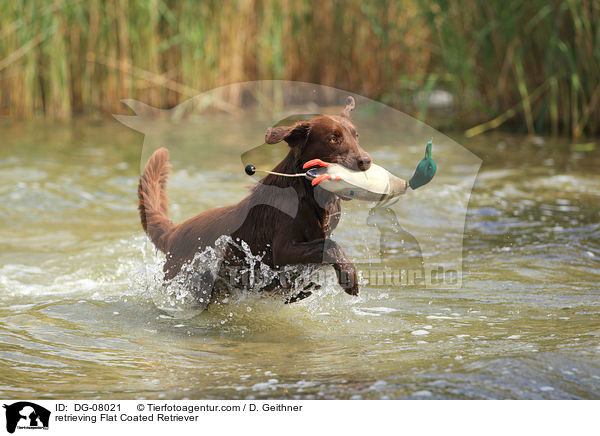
left=3, top=402, right=50, bottom=433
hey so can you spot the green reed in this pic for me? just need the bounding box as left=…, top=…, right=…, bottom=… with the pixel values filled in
left=421, top=0, right=600, bottom=138
left=0, top=0, right=598, bottom=138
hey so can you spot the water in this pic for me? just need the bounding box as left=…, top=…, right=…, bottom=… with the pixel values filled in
left=0, top=117, right=599, bottom=400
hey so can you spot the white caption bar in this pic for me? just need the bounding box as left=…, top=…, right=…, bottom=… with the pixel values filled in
left=0, top=400, right=596, bottom=435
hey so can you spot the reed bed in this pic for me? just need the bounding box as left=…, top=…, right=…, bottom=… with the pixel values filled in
left=0, top=0, right=598, bottom=137
left=421, top=0, right=600, bottom=137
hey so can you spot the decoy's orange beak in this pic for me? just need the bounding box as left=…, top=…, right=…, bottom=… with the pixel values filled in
left=303, top=159, right=330, bottom=169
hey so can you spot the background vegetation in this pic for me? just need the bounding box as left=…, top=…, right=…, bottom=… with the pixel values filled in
left=1, top=0, right=598, bottom=137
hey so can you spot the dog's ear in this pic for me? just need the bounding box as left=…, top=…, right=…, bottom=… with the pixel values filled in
left=341, top=96, right=355, bottom=118
left=265, top=122, right=311, bottom=146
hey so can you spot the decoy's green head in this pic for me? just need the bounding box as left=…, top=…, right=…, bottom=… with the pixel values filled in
left=409, top=141, right=437, bottom=189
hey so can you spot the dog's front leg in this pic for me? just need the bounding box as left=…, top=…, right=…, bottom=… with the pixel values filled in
left=272, top=236, right=358, bottom=295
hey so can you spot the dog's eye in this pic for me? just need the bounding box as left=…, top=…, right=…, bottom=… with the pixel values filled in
left=329, top=136, right=339, bottom=144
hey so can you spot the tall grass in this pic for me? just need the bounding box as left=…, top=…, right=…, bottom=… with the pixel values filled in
left=0, top=0, right=427, bottom=119
left=0, top=0, right=598, bottom=137
left=421, top=0, right=600, bottom=137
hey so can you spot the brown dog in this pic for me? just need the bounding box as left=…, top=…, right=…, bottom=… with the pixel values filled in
left=138, top=97, right=371, bottom=299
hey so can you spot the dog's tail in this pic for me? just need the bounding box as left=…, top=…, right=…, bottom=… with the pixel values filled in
left=138, top=147, right=175, bottom=252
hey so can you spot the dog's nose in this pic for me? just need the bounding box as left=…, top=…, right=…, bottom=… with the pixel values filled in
left=357, top=155, right=372, bottom=171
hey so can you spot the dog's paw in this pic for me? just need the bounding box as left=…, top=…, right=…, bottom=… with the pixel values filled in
left=334, top=262, right=359, bottom=296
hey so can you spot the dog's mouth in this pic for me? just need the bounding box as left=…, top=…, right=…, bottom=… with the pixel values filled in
left=303, top=158, right=373, bottom=189
left=335, top=159, right=361, bottom=171
left=304, top=157, right=370, bottom=172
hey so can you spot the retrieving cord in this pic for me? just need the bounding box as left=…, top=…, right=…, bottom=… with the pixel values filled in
left=244, top=164, right=307, bottom=178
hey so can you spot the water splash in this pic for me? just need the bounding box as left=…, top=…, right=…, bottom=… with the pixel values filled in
left=131, top=235, right=341, bottom=319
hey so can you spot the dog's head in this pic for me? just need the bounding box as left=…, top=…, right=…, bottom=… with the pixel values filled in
left=264, top=96, right=371, bottom=171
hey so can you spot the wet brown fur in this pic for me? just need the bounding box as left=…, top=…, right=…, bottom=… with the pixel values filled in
left=137, top=99, right=370, bottom=295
